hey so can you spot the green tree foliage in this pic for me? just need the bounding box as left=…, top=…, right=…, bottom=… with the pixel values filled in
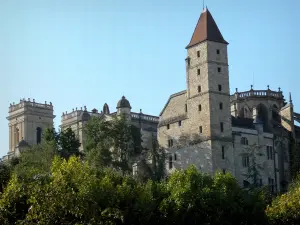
left=84, top=115, right=140, bottom=174
left=266, top=176, right=300, bottom=225
left=0, top=158, right=269, bottom=225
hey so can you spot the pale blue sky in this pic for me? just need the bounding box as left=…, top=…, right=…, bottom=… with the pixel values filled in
left=0, top=0, right=299, bottom=157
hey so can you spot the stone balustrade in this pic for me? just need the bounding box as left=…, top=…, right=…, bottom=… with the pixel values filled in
left=232, top=89, right=283, bottom=100
left=131, top=112, right=159, bottom=123
left=9, top=100, right=53, bottom=112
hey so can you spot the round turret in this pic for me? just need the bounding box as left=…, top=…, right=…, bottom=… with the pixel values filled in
left=117, top=96, right=131, bottom=109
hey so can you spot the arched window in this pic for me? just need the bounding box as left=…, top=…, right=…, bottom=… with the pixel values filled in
left=36, top=127, right=42, bottom=144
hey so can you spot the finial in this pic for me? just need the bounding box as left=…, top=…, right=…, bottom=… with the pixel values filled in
left=28, top=98, right=30, bottom=101
left=80, top=107, right=82, bottom=110
left=289, top=92, right=293, bottom=104
left=63, top=112, right=65, bottom=115
left=75, top=107, right=77, bottom=110
left=50, top=102, right=52, bottom=105
left=267, top=85, right=269, bottom=90
left=65, top=111, right=67, bottom=114
left=84, top=106, right=87, bottom=111
left=202, top=0, right=204, bottom=10
left=251, top=85, right=253, bottom=90
left=140, top=109, right=142, bottom=114
left=33, top=99, right=35, bottom=102
left=278, top=87, right=281, bottom=92
left=13, top=102, right=15, bottom=105
left=235, top=88, right=238, bottom=93
left=45, top=101, right=47, bottom=104
left=72, top=108, right=74, bottom=112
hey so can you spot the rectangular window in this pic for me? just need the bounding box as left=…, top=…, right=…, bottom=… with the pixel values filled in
left=168, top=139, right=173, bottom=148
left=174, top=153, right=177, bottom=160
left=222, top=146, right=225, bottom=159
left=198, top=85, right=201, bottom=93
left=268, top=178, right=275, bottom=193
left=167, top=124, right=170, bottom=129
left=198, top=104, right=202, bottom=111
left=199, top=126, right=203, bottom=133
left=197, top=68, right=200, bottom=75
left=267, top=146, right=273, bottom=160
left=242, top=156, right=250, bottom=167
left=185, top=104, right=187, bottom=112
left=217, top=49, right=220, bottom=54
left=178, top=121, right=182, bottom=127
left=219, top=102, right=223, bottom=110
left=241, top=137, right=248, bottom=145
left=218, top=84, right=222, bottom=91
left=197, top=50, right=200, bottom=57
left=220, top=122, right=224, bottom=132
left=218, top=67, right=221, bottom=73
left=169, top=155, right=173, bottom=169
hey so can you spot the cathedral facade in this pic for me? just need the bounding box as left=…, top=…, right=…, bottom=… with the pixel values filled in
left=158, top=7, right=299, bottom=193
left=4, top=96, right=159, bottom=160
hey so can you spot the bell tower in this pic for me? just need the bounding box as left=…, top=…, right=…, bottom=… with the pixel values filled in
left=7, top=98, right=55, bottom=154
left=185, top=7, right=233, bottom=174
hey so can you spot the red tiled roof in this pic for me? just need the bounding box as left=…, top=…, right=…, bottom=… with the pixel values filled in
left=186, top=8, right=228, bottom=49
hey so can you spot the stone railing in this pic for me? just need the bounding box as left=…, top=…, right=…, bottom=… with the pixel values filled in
left=232, top=89, right=283, bottom=101
left=131, top=112, right=159, bottom=123
left=9, top=99, right=53, bottom=112
left=62, top=110, right=83, bottom=120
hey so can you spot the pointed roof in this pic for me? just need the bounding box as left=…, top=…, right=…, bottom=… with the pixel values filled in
left=186, top=7, right=228, bottom=49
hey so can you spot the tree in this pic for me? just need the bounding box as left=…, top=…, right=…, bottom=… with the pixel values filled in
left=58, top=127, right=81, bottom=159
left=242, top=144, right=264, bottom=189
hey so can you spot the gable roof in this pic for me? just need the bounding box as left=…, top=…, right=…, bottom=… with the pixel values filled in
left=159, top=90, right=186, bottom=116
left=186, top=7, right=228, bottom=49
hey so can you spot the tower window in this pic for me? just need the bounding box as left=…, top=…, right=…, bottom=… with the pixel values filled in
left=178, top=121, right=182, bottom=127
left=218, top=85, right=222, bottom=91
left=199, top=126, right=203, bottom=133
left=185, top=104, right=187, bottom=112
left=197, top=50, right=200, bottom=57
left=241, top=137, right=248, bottom=145
left=220, top=122, right=224, bottom=132
left=267, top=146, right=273, bottom=160
left=198, top=85, right=201, bottom=93
left=218, top=67, right=221, bottom=73
left=169, top=155, right=173, bottom=169
left=217, top=49, right=220, bottom=55
left=222, top=146, right=225, bottom=159
left=242, top=156, right=250, bottom=167
left=198, top=104, right=202, bottom=111
left=36, top=127, right=42, bottom=144
left=167, top=124, right=170, bottom=129
left=219, top=103, right=223, bottom=110
left=197, top=69, right=200, bottom=75
left=168, top=139, right=173, bottom=148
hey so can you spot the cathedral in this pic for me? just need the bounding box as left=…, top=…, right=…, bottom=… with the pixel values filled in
left=158, top=7, right=300, bottom=193
left=4, top=7, right=300, bottom=193
left=4, top=96, right=158, bottom=160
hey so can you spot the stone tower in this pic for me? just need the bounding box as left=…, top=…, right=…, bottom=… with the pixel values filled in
left=185, top=7, right=233, bottom=174
left=116, top=96, right=132, bottom=121
left=7, top=98, right=55, bottom=153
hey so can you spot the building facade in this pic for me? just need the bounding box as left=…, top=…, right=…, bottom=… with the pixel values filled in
left=158, top=7, right=299, bottom=192
left=4, top=98, right=55, bottom=160
left=60, top=96, right=159, bottom=151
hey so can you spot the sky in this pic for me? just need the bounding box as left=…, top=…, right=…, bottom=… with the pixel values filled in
left=0, top=0, right=299, bottom=157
